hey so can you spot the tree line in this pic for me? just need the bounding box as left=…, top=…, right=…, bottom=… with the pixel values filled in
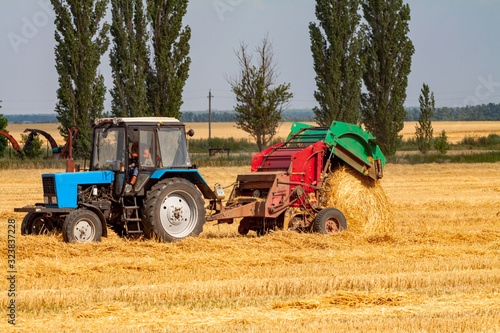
left=406, top=103, right=500, bottom=121
left=10, top=0, right=494, bottom=158
left=51, top=0, right=191, bottom=155
left=4, top=102, right=500, bottom=125
left=46, top=0, right=418, bottom=156
left=184, top=104, right=500, bottom=123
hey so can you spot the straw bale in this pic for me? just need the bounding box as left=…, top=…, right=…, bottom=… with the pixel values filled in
left=322, top=165, right=394, bottom=234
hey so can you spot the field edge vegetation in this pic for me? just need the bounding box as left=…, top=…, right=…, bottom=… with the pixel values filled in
left=1, top=134, right=499, bottom=168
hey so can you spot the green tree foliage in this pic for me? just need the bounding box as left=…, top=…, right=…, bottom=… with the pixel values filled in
left=309, top=0, right=365, bottom=126
left=21, top=133, right=45, bottom=159
left=110, top=0, right=150, bottom=117
left=361, top=0, right=415, bottom=156
left=51, top=0, right=110, bottom=157
left=434, top=130, right=450, bottom=155
left=0, top=100, right=8, bottom=157
left=147, top=0, right=191, bottom=119
left=228, top=38, right=294, bottom=151
left=415, top=83, right=435, bottom=154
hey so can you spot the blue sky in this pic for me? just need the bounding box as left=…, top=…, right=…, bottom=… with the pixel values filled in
left=1, top=0, right=499, bottom=115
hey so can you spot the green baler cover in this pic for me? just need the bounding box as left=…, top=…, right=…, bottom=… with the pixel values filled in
left=286, top=121, right=386, bottom=171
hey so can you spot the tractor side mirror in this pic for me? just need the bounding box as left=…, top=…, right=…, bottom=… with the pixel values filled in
left=187, top=129, right=195, bottom=137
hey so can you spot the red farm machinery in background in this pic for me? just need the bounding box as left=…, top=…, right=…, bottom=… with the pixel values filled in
left=0, top=128, right=77, bottom=160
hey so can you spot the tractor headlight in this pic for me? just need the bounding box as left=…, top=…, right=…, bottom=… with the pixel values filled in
left=44, top=195, right=57, bottom=205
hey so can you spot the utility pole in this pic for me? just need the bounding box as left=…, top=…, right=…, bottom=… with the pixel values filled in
left=208, top=89, right=213, bottom=146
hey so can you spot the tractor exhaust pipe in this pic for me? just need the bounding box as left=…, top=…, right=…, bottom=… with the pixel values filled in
left=66, top=128, right=75, bottom=172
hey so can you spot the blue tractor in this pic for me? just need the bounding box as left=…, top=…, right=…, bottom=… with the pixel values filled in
left=16, top=117, right=216, bottom=243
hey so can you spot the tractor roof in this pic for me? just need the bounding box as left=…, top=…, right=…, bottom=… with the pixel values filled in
left=96, top=117, right=181, bottom=126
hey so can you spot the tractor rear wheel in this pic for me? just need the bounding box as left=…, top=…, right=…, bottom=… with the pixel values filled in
left=142, top=178, right=206, bottom=242
left=62, top=209, right=103, bottom=243
left=21, top=213, right=54, bottom=235
left=313, top=208, right=347, bottom=235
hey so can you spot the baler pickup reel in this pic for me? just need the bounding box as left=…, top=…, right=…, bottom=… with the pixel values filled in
left=206, top=121, right=386, bottom=236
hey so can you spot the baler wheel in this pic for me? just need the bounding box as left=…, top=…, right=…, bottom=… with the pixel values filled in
left=21, top=213, right=54, bottom=235
left=142, top=178, right=206, bottom=242
left=238, top=218, right=251, bottom=235
left=62, top=209, right=103, bottom=243
left=313, top=208, right=347, bottom=235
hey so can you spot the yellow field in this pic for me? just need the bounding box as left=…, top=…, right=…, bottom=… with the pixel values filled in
left=0, top=162, right=499, bottom=332
left=400, top=121, right=500, bottom=143
left=7, top=121, right=500, bottom=146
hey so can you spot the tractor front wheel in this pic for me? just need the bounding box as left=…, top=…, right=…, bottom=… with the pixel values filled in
left=21, top=213, right=54, bottom=235
left=142, top=178, right=206, bottom=242
left=313, top=208, right=347, bottom=235
left=62, top=209, right=103, bottom=243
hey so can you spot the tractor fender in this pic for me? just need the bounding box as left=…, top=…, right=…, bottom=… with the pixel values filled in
left=151, top=169, right=217, bottom=199
left=80, top=203, right=108, bottom=238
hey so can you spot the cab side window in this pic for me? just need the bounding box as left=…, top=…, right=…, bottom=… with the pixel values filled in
left=139, top=130, right=155, bottom=167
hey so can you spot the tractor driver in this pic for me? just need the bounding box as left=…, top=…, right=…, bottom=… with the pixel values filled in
left=125, top=152, right=139, bottom=193
left=141, top=146, right=154, bottom=165
left=125, top=145, right=152, bottom=192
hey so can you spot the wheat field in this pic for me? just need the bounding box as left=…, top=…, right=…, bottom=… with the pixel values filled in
left=0, top=161, right=499, bottom=332
left=7, top=121, right=500, bottom=145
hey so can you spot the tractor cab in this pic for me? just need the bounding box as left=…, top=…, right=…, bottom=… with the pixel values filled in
left=91, top=117, right=194, bottom=197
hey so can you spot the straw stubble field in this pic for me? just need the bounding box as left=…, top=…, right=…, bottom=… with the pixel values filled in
left=0, top=162, right=499, bottom=332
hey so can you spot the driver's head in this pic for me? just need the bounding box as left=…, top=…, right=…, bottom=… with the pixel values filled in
left=142, top=148, right=150, bottom=159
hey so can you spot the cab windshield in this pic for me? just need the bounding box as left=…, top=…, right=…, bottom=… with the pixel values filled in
left=92, top=127, right=126, bottom=171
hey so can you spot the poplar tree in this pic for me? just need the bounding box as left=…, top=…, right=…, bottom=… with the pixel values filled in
left=110, top=0, right=150, bottom=117
left=147, top=0, right=191, bottom=119
left=309, top=0, right=365, bottom=126
left=361, top=0, right=414, bottom=156
left=51, top=0, right=110, bottom=156
left=415, top=83, right=435, bottom=154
